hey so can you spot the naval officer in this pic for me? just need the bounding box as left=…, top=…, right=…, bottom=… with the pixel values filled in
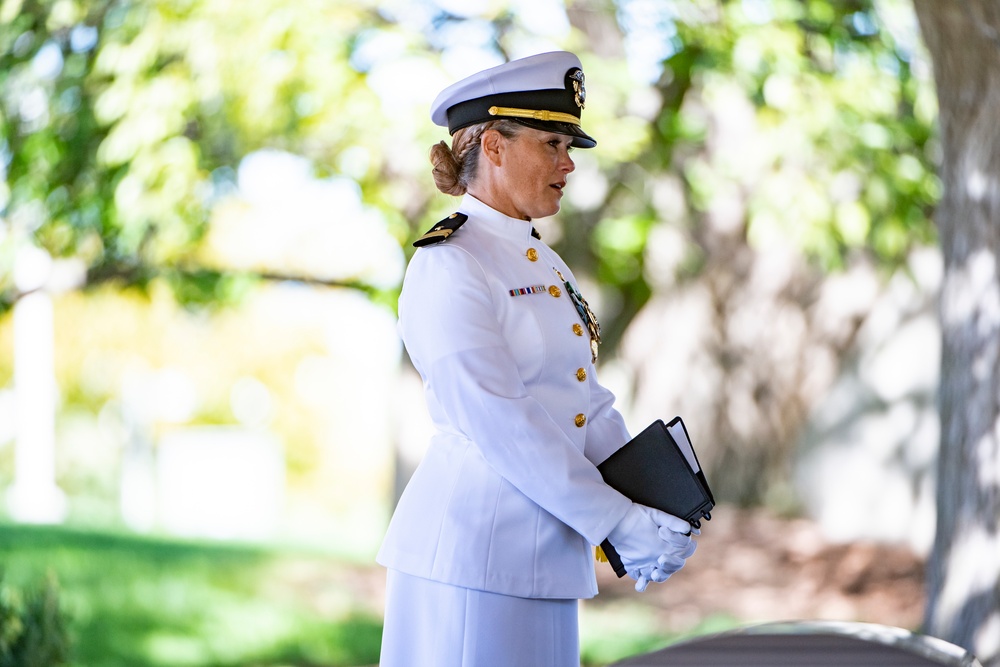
left=377, top=51, right=697, bottom=666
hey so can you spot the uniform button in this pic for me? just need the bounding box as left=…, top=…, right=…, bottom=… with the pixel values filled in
left=549, top=285, right=561, bottom=298
left=526, top=248, right=538, bottom=262
left=572, top=323, right=584, bottom=336
left=576, top=368, right=587, bottom=382
left=575, top=413, right=587, bottom=428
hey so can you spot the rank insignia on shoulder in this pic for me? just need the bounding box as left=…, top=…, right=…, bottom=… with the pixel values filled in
left=413, top=212, right=468, bottom=247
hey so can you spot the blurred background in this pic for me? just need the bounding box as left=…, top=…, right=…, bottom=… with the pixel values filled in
left=0, top=0, right=951, bottom=665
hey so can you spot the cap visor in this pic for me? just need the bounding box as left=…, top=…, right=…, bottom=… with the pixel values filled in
left=510, top=119, right=597, bottom=149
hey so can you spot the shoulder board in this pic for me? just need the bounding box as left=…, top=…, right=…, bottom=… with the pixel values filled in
left=413, top=212, right=468, bottom=247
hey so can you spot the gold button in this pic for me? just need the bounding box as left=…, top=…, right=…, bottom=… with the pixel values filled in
left=526, top=248, right=538, bottom=262
left=549, top=285, right=561, bottom=298
left=575, top=413, right=587, bottom=428
left=572, top=323, right=584, bottom=336
left=576, top=368, right=587, bottom=382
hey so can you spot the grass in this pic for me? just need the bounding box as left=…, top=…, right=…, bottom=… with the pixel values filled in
left=580, top=600, right=739, bottom=666
left=0, top=524, right=382, bottom=667
left=0, top=522, right=737, bottom=667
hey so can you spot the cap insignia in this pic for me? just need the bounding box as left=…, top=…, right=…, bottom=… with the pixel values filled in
left=568, top=69, right=586, bottom=109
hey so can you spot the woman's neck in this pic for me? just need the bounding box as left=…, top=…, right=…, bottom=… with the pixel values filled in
left=466, top=184, right=529, bottom=221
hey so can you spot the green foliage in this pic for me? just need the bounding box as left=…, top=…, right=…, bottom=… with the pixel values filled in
left=1, top=0, right=938, bottom=335
left=0, top=572, right=70, bottom=667
left=1, top=0, right=401, bottom=314
left=645, top=0, right=939, bottom=270
left=559, top=0, right=935, bottom=352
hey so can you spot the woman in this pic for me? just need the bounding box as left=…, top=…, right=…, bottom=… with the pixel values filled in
left=377, top=51, right=697, bottom=667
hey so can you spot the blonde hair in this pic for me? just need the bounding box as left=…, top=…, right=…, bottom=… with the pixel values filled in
left=429, top=120, right=522, bottom=196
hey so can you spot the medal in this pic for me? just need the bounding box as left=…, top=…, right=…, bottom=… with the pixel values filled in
left=554, top=268, right=601, bottom=363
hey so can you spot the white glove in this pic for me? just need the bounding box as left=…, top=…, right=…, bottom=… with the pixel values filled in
left=607, top=504, right=697, bottom=592
left=634, top=551, right=694, bottom=591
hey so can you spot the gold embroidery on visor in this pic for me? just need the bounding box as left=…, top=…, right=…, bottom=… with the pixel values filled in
left=487, top=106, right=581, bottom=125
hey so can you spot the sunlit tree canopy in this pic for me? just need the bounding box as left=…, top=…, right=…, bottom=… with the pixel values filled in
left=2, top=0, right=937, bottom=322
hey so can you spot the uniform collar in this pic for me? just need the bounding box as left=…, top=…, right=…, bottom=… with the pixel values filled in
left=460, top=193, right=537, bottom=242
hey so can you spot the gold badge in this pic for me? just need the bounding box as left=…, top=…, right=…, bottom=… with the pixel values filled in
left=568, top=69, right=586, bottom=109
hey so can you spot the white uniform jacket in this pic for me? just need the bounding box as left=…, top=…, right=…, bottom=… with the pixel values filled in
left=377, top=194, right=633, bottom=600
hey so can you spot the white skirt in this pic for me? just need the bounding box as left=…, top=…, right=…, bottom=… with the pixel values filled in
left=380, top=569, right=580, bottom=667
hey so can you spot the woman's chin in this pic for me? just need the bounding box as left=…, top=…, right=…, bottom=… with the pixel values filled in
left=536, top=201, right=562, bottom=219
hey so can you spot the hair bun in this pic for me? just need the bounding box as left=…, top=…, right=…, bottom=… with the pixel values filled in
left=429, top=141, right=465, bottom=196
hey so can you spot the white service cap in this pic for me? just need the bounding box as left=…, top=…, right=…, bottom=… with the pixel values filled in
left=429, top=51, right=596, bottom=148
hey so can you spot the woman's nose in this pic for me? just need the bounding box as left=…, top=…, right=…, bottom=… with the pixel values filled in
left=561, top=150, right=575, bottom=173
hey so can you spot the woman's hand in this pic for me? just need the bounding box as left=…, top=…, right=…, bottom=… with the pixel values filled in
left=632, top=552, right=691, bottom=591
left=606, top=504, right=697, bottom=592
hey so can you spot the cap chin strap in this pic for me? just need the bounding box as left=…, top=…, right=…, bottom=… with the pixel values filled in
left=487, top=105, right=581, bottom=126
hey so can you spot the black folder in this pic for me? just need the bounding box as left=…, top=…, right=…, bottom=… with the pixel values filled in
left=598, top=417, right=714, bottom=577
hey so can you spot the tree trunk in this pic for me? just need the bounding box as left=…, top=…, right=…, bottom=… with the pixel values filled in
left=913, top=2, right=1000, bottom=665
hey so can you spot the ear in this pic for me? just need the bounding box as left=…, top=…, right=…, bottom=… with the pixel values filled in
left=480, top=129, right=506, bottom=167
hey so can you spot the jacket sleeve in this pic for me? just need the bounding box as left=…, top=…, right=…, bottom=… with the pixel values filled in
left=583, top=376, right=631, bottom=466
left=399, top=245, right=631, bottom=546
